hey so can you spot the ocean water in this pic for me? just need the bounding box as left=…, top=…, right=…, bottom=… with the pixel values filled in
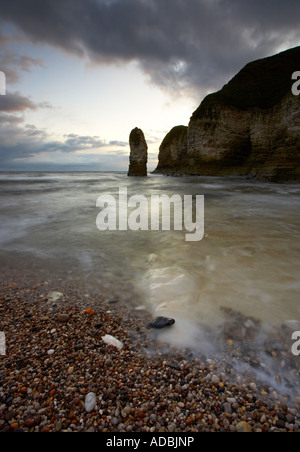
left=0, top=171, right=300, bottom=357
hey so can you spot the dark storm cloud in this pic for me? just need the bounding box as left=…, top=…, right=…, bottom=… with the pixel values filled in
left=0, top=29, right=44, bottom=85
left=0, top=92, right=37, bottom=112
left=0, top=0, right=299, bottom=170
left=0, top=91, right=53, bottom=115
left=0, top=0, right=299, bottom=94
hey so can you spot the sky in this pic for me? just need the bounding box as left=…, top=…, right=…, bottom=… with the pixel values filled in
left=0, top=0, right=299, bottom=172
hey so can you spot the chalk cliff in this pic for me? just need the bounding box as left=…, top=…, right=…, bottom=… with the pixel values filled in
left=154, top=126, right=188, bottom=175
left=154, top=47, right=300, bottom=182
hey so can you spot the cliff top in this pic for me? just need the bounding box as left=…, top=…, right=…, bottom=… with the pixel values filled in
left=192, top=46, right=300, bottom=118
left=160, top=125, right=188, bottom=148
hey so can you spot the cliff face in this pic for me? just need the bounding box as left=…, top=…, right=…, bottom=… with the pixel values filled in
left=154, top=47, right=300, bottom=182
left=153, top=126, right=188, bottom=175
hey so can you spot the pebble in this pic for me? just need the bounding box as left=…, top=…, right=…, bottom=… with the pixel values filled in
left=57, top=313, right=70, bottom=323
left=48, top=292, right=64, bottom=302
left=223, top=403, right=232, bottom=414
left=236, top=421, right=252, bottom=432
left=102, top=334, right=124, bottom=350
left=150, top=317, right=175, bottom=329
left=24, top=418, right=36, bottom=428
left=55, top=421, right=62, bottom=432
left=1, top=281, right=300, bottom=433
left=85, top=393, right=97, bottom=413
left=108, top=299, right=119, bottom=305
left=211, top=375, right=220, bottom=384
left=249, top=382, right=257, bottom=392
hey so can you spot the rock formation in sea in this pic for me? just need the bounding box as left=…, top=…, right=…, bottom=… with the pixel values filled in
left=128, top=127, right=148, bottom=177
left=153, top=46, right=300, bottom=183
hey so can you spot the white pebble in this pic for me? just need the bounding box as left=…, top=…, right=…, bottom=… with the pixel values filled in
left=211, top=375, right=220, bottom=384
left=102, top=334, right=124, bottom=350
left=85, top=392, right=97, bottom=413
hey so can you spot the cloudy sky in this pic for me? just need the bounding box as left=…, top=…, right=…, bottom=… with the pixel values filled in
left=0, top=0, right=299, bottom=171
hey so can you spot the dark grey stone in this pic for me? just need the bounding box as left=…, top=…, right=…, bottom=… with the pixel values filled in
left=150, top=317, right=175, bottom=329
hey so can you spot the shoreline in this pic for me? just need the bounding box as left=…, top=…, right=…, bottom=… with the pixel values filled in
left=0, top=278, right=300, bottom=433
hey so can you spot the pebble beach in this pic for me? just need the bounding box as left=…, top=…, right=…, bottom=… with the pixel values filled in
left=1, top=277, right=300, bottom=433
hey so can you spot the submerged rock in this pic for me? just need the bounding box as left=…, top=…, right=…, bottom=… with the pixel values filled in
left=48, top=292, right=64, bottom=302
left=282, top=320, right=300, bottom=333
left=150, top=316, right=176, bottom=329
left=128, top=127, right=148, bottom=177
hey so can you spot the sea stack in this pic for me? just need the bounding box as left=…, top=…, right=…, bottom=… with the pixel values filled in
left=128, top=127, right=148, bottom=177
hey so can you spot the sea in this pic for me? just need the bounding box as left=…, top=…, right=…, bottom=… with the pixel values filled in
left=0, top=171, right=300, bottom=386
